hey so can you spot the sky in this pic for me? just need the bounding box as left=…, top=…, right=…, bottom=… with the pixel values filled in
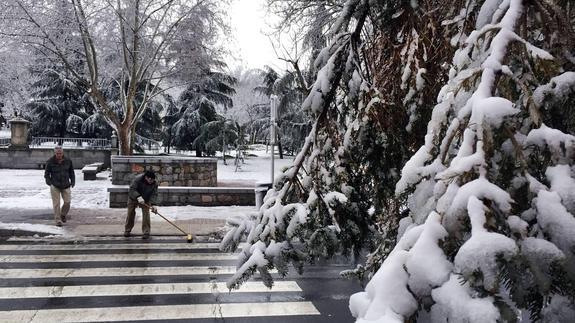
left=227, top=0, right=286, bottom=71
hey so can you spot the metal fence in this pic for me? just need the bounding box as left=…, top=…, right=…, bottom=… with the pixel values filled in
left=0, top=135, right=161, bottom=152
left=135, top=134, right=161, bottom=153
left=29, top=137, right=111, bottom=149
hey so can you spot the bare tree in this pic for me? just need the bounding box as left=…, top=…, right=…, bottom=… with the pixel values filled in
left=0, top=42, right=38, bottom=118
left=0, top=0, right=228, bottom=154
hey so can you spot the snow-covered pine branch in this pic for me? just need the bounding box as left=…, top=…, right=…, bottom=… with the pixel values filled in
left=351, top=0, right=575, bottom=321
left=220, top=0, right=371, bottom=290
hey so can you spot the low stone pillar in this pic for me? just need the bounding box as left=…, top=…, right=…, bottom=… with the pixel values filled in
left=111, top=131, right=118, bottom=148
left=8, top=116, right=31, bottom=149
left=110, top=131, right=119, bottom=156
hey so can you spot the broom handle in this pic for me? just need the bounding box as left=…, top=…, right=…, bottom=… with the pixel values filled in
left=142, top=203, right=188, bottom=235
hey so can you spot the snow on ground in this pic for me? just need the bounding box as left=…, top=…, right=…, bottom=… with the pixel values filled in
left=218, top=144, right=293, bottom=185
left=0, top=222, right=70, bottom=237
left=0, top=145, right=293, bottom=227
left=0, top=169, right=111, bottom=210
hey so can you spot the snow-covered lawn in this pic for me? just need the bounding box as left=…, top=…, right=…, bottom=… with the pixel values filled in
left=0, top=146, right=293, bottom=229
left=0, top=168, right=111, bottom=210
left=218, top=144, right=293, bottom=186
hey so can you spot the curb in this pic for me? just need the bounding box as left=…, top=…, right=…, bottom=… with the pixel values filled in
left=0, top=228, right=54, bottom=239
left=0, top=228, right=225, bottom=242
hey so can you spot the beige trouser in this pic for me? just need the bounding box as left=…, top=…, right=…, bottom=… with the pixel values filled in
left=50, top=185, right=71, bottom=222
left=125, top=199, right=151, bottom=235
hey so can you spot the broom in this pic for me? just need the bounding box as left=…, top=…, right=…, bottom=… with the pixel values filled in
left=142, top=203, right=193, bottom=243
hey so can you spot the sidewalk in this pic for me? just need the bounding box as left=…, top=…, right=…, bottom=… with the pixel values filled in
left=0, top=206, right=230, bottom=240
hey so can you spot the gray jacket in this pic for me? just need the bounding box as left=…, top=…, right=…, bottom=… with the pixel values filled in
left=44, top=156, right=75, bottom=189
left=128, top=174, right=159, bottom=205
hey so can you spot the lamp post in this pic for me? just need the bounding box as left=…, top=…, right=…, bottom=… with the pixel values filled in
left=270, top=94, right=278, bottom=184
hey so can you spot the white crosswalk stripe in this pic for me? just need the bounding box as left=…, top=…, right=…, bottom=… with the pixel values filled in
left=0, top=242, right=229, bottom=250
left=0, top=281, right=302, bottom=298
left=0, top=266, right=239, bottom=278
left=0, top=252, right=237, bottom=262
left=6, top=236, right=192, bottom=242
left=1, top=302, right=320, bottom=322
left=0, top=238, right=321, bottom=322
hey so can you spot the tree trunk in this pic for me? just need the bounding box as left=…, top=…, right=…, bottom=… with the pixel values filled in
left=166, top=128, right=172, bottom=154
left=166, top=133, right=171, bottom=154
left=277, top=132, right=284, bottom=159
left=130, top=128, right=136, bottom=153
left=222, top=123, right=227, bottom=165
left=118, top=124, right=132, bottom=155
left=88, top=87, right=134, bottom=155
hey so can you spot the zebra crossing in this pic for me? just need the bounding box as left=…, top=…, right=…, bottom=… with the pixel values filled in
left=0, top=236, right=345, bottom=322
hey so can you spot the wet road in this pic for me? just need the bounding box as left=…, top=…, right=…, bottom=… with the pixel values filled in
left=0, top=236, right=361, bottom=322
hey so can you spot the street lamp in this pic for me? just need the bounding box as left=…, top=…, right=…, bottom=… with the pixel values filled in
left=270, top=94, right=278, bottom=184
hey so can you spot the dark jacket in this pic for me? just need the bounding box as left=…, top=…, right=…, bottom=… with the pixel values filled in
left=128, top=174, right=159, bottom=204
left=44, top=156, right=75, bottom=189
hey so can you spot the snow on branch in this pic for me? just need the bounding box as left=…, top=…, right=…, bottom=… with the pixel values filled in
left=533, top=72, right=575, bottom=107
left=351, top=0, right=575, bottom=321
left=220, top=0, right=371, bottom=291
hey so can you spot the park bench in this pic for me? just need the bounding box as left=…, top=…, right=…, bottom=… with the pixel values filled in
left=82, top=162, right=105, bottom=180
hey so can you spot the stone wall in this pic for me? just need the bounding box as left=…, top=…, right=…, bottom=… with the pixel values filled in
left=0, top=148, right=111, bottom=169
left=111, top=156, right=217, bottom=186
left=108, top=187, right=255, bottom=207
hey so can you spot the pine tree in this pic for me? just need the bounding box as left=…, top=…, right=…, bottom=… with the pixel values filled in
left=350, top=0, right=575, bottom=321
left=26, top=67, right=94, bottom=137
left=226, top=68, right=269, bottom=146
left=22, top=0, right=92, bottom=138
left=252, top=66, right=309, bottom=156
left=167, top=69, right=236, bottom=156
left=193, top=118, right=241, bottom=159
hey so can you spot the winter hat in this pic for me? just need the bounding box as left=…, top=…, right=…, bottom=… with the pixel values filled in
left=144, top=170, right=156, bottom=179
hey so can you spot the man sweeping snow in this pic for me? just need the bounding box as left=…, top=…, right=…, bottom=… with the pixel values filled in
left=124, top=170, right=158, bottom=239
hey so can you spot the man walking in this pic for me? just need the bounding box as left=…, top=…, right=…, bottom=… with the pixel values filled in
left=125, top=170, right=158, bottom=239
left=44, top=145, right=75, bottom=227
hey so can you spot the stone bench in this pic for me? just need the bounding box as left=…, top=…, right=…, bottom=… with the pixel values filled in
left=82, top=162, right=105, bottom=180
left=108, top=186, right=255, bottom=208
